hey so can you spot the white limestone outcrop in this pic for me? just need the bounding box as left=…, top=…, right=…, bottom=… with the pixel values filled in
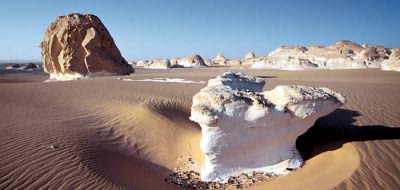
left=381, top=48, right=400, bottom=72
left=213, top=53, right=227, bottom=66
left=242, top=52, right=256, bottom=66
left=175, top=54, right=208, bottom=68
left=251, top=40, right=393, bottom=70
left=190, top=72, right=344, bottom=182
left=144, top=59, right=171, bottom=69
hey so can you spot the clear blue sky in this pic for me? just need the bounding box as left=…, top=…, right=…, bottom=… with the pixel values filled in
left=0, top=0, right=399, bottom=60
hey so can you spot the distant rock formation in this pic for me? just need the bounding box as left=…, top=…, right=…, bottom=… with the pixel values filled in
left=147, top=59, right=171, bottom=69
left=134, top=59, right=171, bottom=69
left=213, top=53, right=227, bottom=66
left=3, top=63, right=40, bottom=71
left=226, top=59, right=242, bottom=66
left=40, top=13, right=134, bottom=80
left=135, top=54, right=207, bottom=69
left=242, top=52, right=256, bottom=66
left=251, top=40, right=395, bottom=70
left=381, top=48, right=400, bottom=71
left=190, top=72, right=344, bottom=182
left=175, top=54, right=208, bottom=68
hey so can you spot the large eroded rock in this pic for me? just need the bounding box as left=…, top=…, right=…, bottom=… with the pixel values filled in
left=41, top=13, right=134, bottom=80
left=190, top=72, right=344, bottom=182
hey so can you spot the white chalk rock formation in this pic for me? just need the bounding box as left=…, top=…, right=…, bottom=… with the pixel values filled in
left=381, top=48, right=400, bottom=71
left=204, top=59, right=213, bottom=66
left=251, top=40, right=391, bottom=70
left=190, top=72, right=345, bottom=182
left=40, top=13, right=134, bottom=81
left=170, top=58, right=178, bottom=67
left=4, top=63, right=40, bottom=71
left=127, top=61, right=136, bottom=66
left=242, top=52, right=256, bottom=66
left=175, top=54, right=208, bottom=68
left=226, top=59, right=242, bottom=66
left=213, top=53, right=227, bottom=66
left=142, top=59, right=171, bottom=69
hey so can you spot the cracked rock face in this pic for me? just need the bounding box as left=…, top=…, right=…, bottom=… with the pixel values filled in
left=40, top=13, right=134, bottom=80
left=189, top=72, right=344, bottom=182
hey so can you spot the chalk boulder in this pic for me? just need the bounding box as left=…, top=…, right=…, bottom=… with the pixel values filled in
left=175, top=54, right=208, bottom=68
left=40, top=13, right=134, bottom=81
left=190, top=72, right=344, bottom=182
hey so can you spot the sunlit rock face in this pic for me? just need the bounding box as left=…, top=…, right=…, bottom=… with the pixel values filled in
left=41, top=13, right=134, bottom=81
left=149, top=59, right=171, bottom=69
left=190, top=72, right=345, bottom=182
left=242, top=52, right=256, bottom=66
left=137, top=59, right=171, bottom=69
left=251, top=40, right=392, bottom=70
left=176, top=54, right=208, bottom=68
left=213, top=53, right=227, bottom=66
left=226, top=59, right=242, bottom=66
left=381, top=48, right=400, bottom=72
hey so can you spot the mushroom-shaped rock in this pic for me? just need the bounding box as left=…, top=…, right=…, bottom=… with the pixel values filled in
left=41, top=13, right=134, bottom=81
left=189, top=72, right=344, bottom=182
left=176, top=54, right=207, bottom=68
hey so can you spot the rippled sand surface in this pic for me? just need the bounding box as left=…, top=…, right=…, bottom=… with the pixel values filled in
left=0, top=68, right=399, bottom=189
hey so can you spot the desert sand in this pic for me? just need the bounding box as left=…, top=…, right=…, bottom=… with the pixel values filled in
left=0, top=68, right=399, bottom=189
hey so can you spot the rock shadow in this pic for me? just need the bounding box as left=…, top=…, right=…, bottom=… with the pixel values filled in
left=255, top=75, right=276, bottom=79
left=296, top=108, right=400, bottom=160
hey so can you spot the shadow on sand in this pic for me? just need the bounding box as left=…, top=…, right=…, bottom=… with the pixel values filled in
left=297, top=108, right=400, bottom=160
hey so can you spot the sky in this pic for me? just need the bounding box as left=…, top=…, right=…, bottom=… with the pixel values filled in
left=0, top=0, right=399, bottom=61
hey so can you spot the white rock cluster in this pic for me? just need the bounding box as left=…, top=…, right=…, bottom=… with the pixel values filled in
left=190, top=72, right=345, bottom=182
left=250, top=40, right=397, bottom=71
left=135, top=54, right=207, bottom=69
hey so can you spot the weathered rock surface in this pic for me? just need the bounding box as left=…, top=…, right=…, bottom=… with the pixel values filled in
left=135, top=59, right=171, bottom=69
left=242, top=52, right=256, bottom=66
left=135, top=55, right=207, bottom=69
left=226, top=59, right=242, bottom=67
left=41, top=13, right=134, bottom=80
left=3, top=63, right=40, bottom=71
left=190, top=72, right=344, bottom=182
left=175, top=54, right=208, bottom=68
left=213, top=53, right=227, bottom=66
left=251, top=40, right=394, bottom=70
left=381, top=48, right=400, bottom=71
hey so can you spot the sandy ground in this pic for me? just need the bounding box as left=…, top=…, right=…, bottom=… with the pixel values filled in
left=0, top=68, right=399, bottom=190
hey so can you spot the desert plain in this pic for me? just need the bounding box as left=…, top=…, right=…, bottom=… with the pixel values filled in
left=0, top=67, right=399, bottom=190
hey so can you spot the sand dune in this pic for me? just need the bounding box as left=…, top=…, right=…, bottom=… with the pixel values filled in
left=0, top=68, right=399, bottom=189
